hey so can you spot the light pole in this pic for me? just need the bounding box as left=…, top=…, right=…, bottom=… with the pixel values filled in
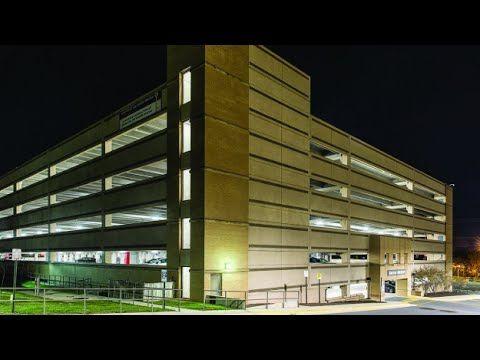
left=11, top=259, right=18, bottom=314
left=303, top=270, right=308, bottom=304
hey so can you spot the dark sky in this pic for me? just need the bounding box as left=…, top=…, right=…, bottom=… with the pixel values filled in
left=0, top=45, right=477, bottom=239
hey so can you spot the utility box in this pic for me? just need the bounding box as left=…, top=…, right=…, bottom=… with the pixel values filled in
left=143, top=282, right=174, bottom=301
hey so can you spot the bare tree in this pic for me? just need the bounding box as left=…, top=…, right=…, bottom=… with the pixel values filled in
left=466, top=249, right=480, bottom=278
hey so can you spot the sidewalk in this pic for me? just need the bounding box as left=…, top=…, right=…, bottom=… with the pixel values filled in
left=117, top=294, right=480, bottom=315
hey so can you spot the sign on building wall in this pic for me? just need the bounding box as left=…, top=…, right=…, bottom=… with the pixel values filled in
left=12, top=248, right=21, bottom=261
left=119, top=93, right=161, bottom=129
left=387, top=269, right=406, bottom=276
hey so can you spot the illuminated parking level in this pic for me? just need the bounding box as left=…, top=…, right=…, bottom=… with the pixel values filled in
left=0, top=45, right=452, bottom=305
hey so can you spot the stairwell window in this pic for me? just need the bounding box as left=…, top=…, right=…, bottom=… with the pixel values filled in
left=180, top=69, right=191, bottom=105
left=182, top=169, right=191, bottom=201
left=182, top=218, right=191, bottom=249
left=182, top=120, right=191, bottom=153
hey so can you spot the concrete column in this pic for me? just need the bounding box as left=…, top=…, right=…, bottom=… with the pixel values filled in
left=105, top=177, right=112, bottom=191
left=105, top=139, right=112, bottom=154
left=104, top=214, right=112, bottom=227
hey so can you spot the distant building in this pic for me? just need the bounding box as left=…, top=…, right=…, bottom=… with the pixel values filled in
left=0, top=45, right=453, bottom=303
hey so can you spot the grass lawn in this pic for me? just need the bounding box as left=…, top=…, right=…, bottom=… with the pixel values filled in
left=0, top=290, right=171, bottom=315
left=20, top=280, right=50, bottom=289
left=155, top=299, right=230, bottom=311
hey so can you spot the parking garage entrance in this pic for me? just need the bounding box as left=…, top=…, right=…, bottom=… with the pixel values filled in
left=384, top=278, right=409, bottom=300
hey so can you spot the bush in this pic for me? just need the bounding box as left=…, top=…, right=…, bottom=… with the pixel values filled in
left=413, top=266, right=451, bottom=294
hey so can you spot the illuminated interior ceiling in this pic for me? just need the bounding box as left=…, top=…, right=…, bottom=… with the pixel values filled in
left=351, top=158, right=406, bottom=186
left=55, top=216, right=102, bottom=233
left=310, top=179, right=342, bottom=195
left=20, top=196, right=49, bottom=212
left=310, top=215, right=343, bottom=229
left=0, top=230, right=14, bottom=239
left=111, top=113, right=167, bottom=151
left=0, top=207, right=13, bottom=218
left=109, top=204, right=167, bottom=226
left=310, top=142, right=342, bottom=162
left=0, top=185, right=13, bottom=198
left=21, top=168, right=48, bottom=188
left=111, top=160, right=167, bottom=188
left=413, top=184, right=446, bottom=203
left=350, top=190, right=407, bottom=211
left=350, top=220, right=408, bottom=236
left=55, top=180, right=102, bottom=203
left=18, top=224, right=49, bottom=237
left=55, top=144, right=102, bottom=173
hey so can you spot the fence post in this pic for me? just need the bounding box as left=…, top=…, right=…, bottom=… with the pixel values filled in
left=83, top=288, right=87, bottom=315
left=151, top=289, right=154, bottom=313
left=178, top=290, right=181, bottom=312
left=203, top=291, right=206, bottom=311
left=119, top=288, right=123, bottom=313
left=43, top=288, right=46, bottom=315
left=224, top=291, right=228, bottom=311
left=266, top=291, right=269, bottom=310
left=163, top=288, right=166, bottom=310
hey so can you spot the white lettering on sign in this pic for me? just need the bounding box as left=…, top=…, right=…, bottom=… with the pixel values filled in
left=12, top=248, right=21, bottom=261
left=387, top=269, right=406, bottom=276
left=120, top=99, right=161, bottom=129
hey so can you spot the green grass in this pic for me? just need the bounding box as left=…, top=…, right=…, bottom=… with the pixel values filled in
left=155, top=299, right=230, bottom=311
left=0, top=290, right=171, bottom=315
left=0, top=289, right=237, bottom=314
left=21, top=280, right=50, bottom=289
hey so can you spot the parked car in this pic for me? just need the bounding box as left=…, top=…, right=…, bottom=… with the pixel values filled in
left=76, top=257, right=97, bottom=263
left=309, top=256, right=329, bottom=264
left=385, top=281, right=396, bottom=293
left=145, top=258, right=167, bottom=265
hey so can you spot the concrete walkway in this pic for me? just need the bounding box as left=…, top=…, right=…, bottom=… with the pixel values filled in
left=117, top=294, right=480, bottom=315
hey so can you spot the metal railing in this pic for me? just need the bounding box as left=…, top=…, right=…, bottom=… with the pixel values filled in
left=202, top=289, right=300, bottom=310
left=0, top=286, right=187, bottom=315
left=244, top=290, right=300, bottom=309
left=0, top=286, right=302, bottom=315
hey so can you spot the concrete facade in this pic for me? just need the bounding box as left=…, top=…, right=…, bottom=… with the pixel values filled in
left=0, top=45, right=452, bottom=303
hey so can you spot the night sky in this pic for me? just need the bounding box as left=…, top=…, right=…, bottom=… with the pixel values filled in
left=0, top=45, right=478, bottom=249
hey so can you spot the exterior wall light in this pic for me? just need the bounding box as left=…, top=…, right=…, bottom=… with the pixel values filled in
left=224, top=262, right=232, bottom=271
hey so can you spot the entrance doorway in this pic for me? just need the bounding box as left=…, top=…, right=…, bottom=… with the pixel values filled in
left=385, top=280, right=396, bottom=294
left=210, top=273, right=222, bottom=296
left=182, top=267, right=190, bottom=298
left=396, top=278, right=408, bottom=296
